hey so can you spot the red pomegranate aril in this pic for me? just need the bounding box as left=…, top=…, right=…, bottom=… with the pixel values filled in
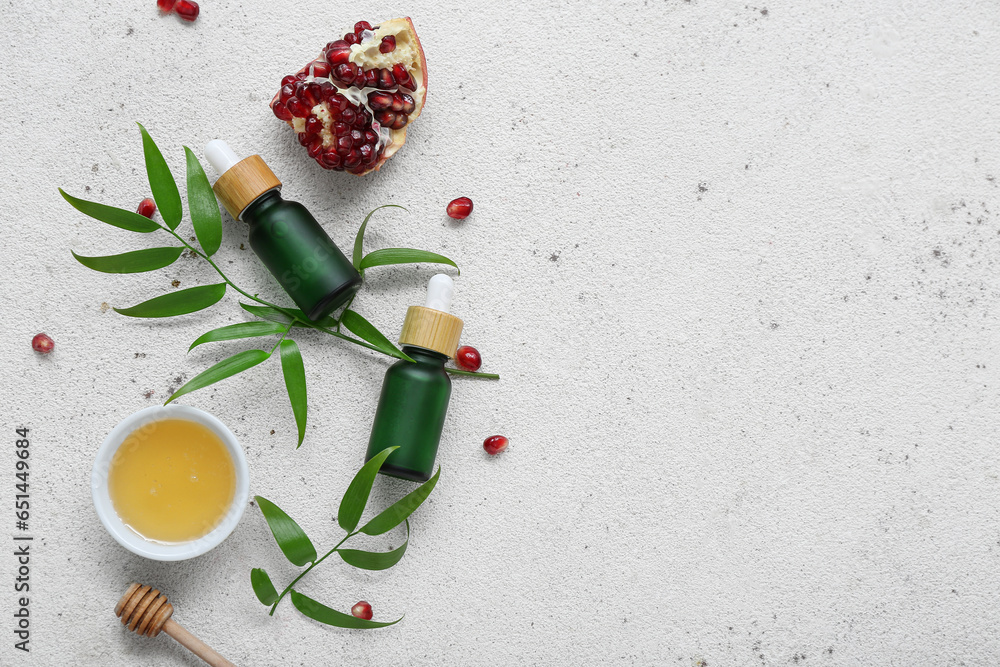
left=344, top=150, right=362, bottom=168
left=174, top=0, right=198, bottom=21
left=339, top=108, right=356, bottom=124
left=286, top=97, right=310, bottom=118
left=321, top=151, right=342, bottom=168
left=306, top=139, right=323, bottom=159
left=281, top=74, right=297, bottom=86
left=447, top=197, right=474, bottom=220
left=333, top=122, right=350, bottom=136
left=157, top=0, right=176, bottom=11
left=327, top=46, right=351, bottom=66
left=483, top=435, right=508, bottom=456
left=380, top=35, right=396, bottom=53
left=364, top=129, right=378, bottom=144
left=279, top=85, right=294, bottom=103
left=351, top=129, right=364, bottom=146
left=136, top=197, right=157, bottom=219
left=379, top=69, right=396, bottom=89
left=344, top=32, right=359, bottom=45
left=32, top=333, right=54, bottom=354
left=367, top=92, right=392, bottom=110
left=359, top=144, right=374, bottom=161
left=400, top=94, right=416, bottom=113
left=364, top=69, right=378, bottom=87
left=351, top=601, right=373, bottom=620
left=272, top=100, right=293, bottom=121
left=455, top=345, right=482, bottom=371
left=389, top=93, right=404, bottom=112
left=337, top=136, right=353, bottom=151
left=305, top=116, right=322, bottom=135
left=390, top=114, right=408, bottom=130
left=354, top=20, right=373, bottom=34
left=296, top=132, right=311, bottom=147
left=302, top=83, right=321, bottom=106
left=307, top=60, right=332, bottom=78
left=375, top=110, right=397, bottom=126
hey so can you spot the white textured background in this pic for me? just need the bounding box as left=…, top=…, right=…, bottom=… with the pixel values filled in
left=2, top=0, right=999, bottom=665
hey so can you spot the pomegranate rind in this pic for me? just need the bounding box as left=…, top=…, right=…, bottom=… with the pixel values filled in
left=270, top=17, right=427, bottom=176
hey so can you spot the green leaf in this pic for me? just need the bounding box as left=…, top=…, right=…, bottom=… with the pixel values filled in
left=115, top=283, right=227, bottom=318
left=239, top=302, right=337, bottom=329
left=290, top=590, right=401, bottom=629
left=255, top=496, right=317, bottom=567
left=279, top=339, right=307, bottom=448
left=360, top=466, right=440, bottom=536
left=59, top=189, right=160, bottom=233
left=184, top=147, right=223, bottom=256
left=340, top=310, right=409, bottom=360
left=250, top=568, right=279, bottom=606
left=188, top=321, right=288, bottom=351
left=359, top=248, right=459, bottom=274
left=138, top=123, right=182, bottom=230
left=338, top=446, right=399, bottom=533
left=165, top=348, right=270, bottom=404
left=353, top=204, right=408, bottom=269
left=72, top=247, right=183, bottom=274
left=338, top=520, right=409, bottom=571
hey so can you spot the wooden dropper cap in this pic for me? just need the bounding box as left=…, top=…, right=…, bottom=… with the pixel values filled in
left=399, top=274, right=464, bottom=358
left=205, top=140, right=282, bottom=220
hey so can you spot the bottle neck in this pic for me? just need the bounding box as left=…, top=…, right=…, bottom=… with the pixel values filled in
left=402, top=345, right=448, bottom=366
left=240, top=188, right=282, bottom=222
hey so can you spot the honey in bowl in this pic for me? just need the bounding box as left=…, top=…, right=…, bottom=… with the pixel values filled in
left=107, top=418, right=236, bottom=543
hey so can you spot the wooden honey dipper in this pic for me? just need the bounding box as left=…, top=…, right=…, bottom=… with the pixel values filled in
left=116, top=583, right=237, bottom=667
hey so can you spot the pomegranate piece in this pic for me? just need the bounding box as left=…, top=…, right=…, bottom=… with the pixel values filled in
left=483, top=435, right=508, bottom=456
left=455, top=345, right=482, bottom=372
left=32, top=333, right=54, bottom=354
left=156, top=0, right=176, bottom=11
left=136, top=197, right=157, bottom=219
left=351, top=601, right=373, bottom=620
left=446, top=197, right=474, bottom=220
left=270, top=17, right=427, bottom=175
left=174, top=0, right=198, bottom=21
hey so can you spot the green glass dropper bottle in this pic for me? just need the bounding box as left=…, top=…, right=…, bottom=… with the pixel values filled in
left=366, top=274, right=464, bottom=481
left=205, top=140, right=361, bottom=321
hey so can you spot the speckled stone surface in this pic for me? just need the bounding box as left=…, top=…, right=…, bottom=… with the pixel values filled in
left=3, top=1, right=1000, bottom=665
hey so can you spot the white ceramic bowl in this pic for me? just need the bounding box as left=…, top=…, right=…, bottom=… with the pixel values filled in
left=91, top=405, right=250, bottom=561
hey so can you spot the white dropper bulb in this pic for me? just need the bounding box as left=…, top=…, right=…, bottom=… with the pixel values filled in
left=205, top=140, right=241, bottom=176
left=425, top=274, right=454, bottom=313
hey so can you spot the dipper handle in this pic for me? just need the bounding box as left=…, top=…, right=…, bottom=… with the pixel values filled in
left=116, top=583, right=237, bottom=667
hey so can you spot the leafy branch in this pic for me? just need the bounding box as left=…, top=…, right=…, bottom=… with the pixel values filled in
left=251, top=446, right=439, bottom=627
left=61, top=123, right=498, bottom=448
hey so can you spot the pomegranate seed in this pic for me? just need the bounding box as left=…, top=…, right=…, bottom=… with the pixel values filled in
left=307, top=60, right=331, bottom=78
left=364, top=69, right=379, bottom=87
left=304, top=116, right=322, bottom=135
left=302, top=83, right=321, bottom=106
left=379, top=35, right=396, bottom=53
left=31, top=333, right=54, bottom=355
left=455, top=345, right=482, bottom=372
left=351, top=601, right=373, bottom=620
left=446, top=197, right=474, bottom=220
left=321, top=151, right=342, bottom=169
left=483, top=435, right=508, bottom=456
left=354, top=21, right=373, bottom=34
left=379, top=68, right=396, bottom=89
left=337, top=136, right=353, bottom=151
left=351, top=129, right=364, bottom=146
left=136, top=198, right=157, bottom=219
left=281, top=74, right=296, bottom=86
left=286, top=97, right=310, bottom=118
left=364, top=129, right=378, bottom=144
left=359, top=144, right=374, bottom=161
left=297, top=132, right=311, bottom=147
left=391, top=114, right=408, bottom=130
left=344, top=33, right=359, bottom=45
left=400, top=94, right=416, bottom=114
left=333, top=122, right=349, bottom=136
left=271, top=100, right=293, bottom=121
left=156, top=0, right=176, bottom=11
left=341, top=108, right=357, bottom=124
left=306, top=138, right=323, bottom=159
left=375, top=110, right=397, bottom=127
left=392, top=64, right=408, bottom=82
left=174, top=0, right=198, bottom=21
left=326, top=44, right=351, bottom=65
left=344, top=150, right=362, bottom=169
left=367, top=92, right=392, bottom=110
left=279, top=85, right=294, bottom=103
